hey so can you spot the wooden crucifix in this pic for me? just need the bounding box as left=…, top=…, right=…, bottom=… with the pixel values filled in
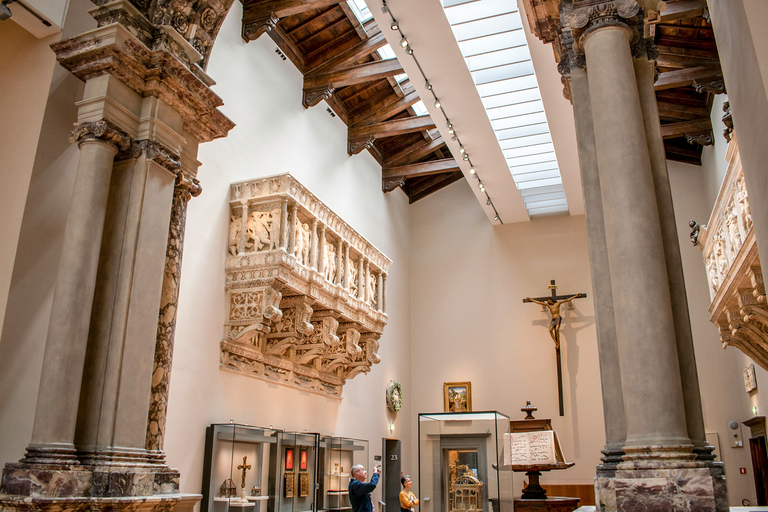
left=523, top=280, right=587, bottom=416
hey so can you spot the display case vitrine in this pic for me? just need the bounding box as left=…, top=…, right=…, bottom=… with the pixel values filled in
left=271, top=432, right=320, bottom=512
left=317, top=437, right=369, bottom=512
left=418, top=412, right=514, bottom=512
left=203, top=424, right=281, bottom=512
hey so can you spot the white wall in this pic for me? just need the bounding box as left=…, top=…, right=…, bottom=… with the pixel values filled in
left=163, top=2, right=413, bottom=503
left=409, top=180, right=604, bottom=494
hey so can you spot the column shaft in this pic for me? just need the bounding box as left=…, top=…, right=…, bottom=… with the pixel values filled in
left=584, top=26, right=689, bottom=447
left=633, top=55, right=709, bottom=453
left=568, top=66, right=626, bottom=456
left=28, top=138, right=117, bottom=459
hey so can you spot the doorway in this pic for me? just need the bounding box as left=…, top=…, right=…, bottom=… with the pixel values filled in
left=383, top=438, right=401, bottom=512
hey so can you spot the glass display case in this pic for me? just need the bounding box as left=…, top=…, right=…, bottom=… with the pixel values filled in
left=272, top=432, right=320, bottom=512
left=202, top=424, right=281, bottom=512
left=317, top=436, right=369, bottom=512
left=418, top=412, right=513, bottom=512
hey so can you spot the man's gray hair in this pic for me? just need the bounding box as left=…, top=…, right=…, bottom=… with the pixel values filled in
left=351, top=464, right=365, bottom=477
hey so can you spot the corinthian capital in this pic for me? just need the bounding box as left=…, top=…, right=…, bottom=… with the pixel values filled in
left=69, top=120, right=131, bottom=151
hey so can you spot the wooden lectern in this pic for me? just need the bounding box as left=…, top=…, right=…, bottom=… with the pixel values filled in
left=509, top=402, right=579, bottom=512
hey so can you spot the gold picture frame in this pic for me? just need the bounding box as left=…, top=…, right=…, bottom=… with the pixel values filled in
left=284, top=472, right=295, bottom=498
left=299, top=472, right=309, bottom=497
left=444, top=382, right=472, bottom=412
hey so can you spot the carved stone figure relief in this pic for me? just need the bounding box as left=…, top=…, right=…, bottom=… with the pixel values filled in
left=221, top=174, right=391, bottom=397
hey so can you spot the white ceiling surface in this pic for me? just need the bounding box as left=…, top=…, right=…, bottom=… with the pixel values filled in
left=368, top=0, right=583, bottom=223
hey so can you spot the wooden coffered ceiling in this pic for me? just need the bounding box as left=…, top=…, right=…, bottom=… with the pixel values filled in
left=241, top=0, right=463, bottom=203
left=650, top=0, right=723, bottom=165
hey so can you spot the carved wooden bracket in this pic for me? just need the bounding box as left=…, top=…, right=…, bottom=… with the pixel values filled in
left=221, top=174, right=392, bottom=397
left=348, top=136, right=376, bottom=156
left=302, top=85, right=334, bottom=108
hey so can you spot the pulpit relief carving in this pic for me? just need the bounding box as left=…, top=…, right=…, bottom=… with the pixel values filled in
left=220, top=174, right=391, bottom=397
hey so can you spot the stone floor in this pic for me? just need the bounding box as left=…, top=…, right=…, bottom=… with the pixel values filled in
left=574, top=508, right=768, bottom=511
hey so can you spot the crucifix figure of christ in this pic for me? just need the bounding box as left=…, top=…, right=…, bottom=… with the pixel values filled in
left=523, top=280, right=586, bottom=416
left=237, top=455, right=251, bottom=501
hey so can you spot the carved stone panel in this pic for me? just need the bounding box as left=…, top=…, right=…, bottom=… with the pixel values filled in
left=221, top=174, right=392, bottom=397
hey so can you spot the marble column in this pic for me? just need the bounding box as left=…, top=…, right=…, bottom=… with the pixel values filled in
left=318, top=225, right=327, bottom=276
left=310, top=219, right=319, bottom=270
left=146, top=173, right=202, bottom=459
left=357, top=258, right=365, bottom=301
left=287, top=204, right=298, bottom=255
left=27, top=125, right=124, bottom=464
left=583, top=24, right=690, bottom=449
left=377, top=273, right=384, bottom=312
left=343, top=244, right=351, bottom=291
left=335, top=239, right=344, bottom=286
left=633, top=48, right=711, bottom=458
left=566, top=63, right=626, bottom=463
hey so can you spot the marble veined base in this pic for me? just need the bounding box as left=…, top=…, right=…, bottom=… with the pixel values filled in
left=0, top=493, right=201, bottom=512
left=595, top=448, right=728, bottom=512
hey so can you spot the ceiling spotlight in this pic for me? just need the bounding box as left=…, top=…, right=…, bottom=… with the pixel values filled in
left=400, top=37, right=408, bottom=48
left=406, top=47, right=413, bottom=55
left=425, top=81, right=432, bottom=90
left=494, top=215, right=499, bottom=222
left=459, top=146, right=465, bottom=154
left=486, top=199, right=492, bottom=205
left=451, top=134, right=458, bottom=141
left=469, top=167, right=476, bottom=175
left=390, top=20, right=399, bottom=30
left=448, top=127, right=454, bottom=135
left=479, top=183, right=485, bottom=191
left=463, top=153, right=469, bottom=160
left=433, top=99, right=441, bottom=109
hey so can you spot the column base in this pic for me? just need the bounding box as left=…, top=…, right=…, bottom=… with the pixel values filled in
left=0, top=492, right=200, bottom=512
left=2, top=449, right=180, bottom=498
left=594, top=446, right=728, bottom=512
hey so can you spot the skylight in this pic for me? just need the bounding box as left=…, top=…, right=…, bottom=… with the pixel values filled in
left=412, top=101, right=428, bottom=116
left=347, top=0, right=373, bottom=23
left=441, top=0, right=568, bottom=217
left=378, top=45, right=409, bottom=83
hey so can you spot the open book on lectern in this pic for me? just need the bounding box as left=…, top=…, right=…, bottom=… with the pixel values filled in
left=503, top=430, right=567, bottom=466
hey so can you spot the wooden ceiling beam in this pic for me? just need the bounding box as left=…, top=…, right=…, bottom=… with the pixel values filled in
left=296, top=17, right=350, bottom=49
left=304, top=58, right=404, bottom=89
left=287, top=8, right=340, bottom=39
left=242, top=0, right=341, bottom=40
left=382, top=158, right=460, bottom=180
left=306, top=25, right=386, bottom=75
left=657, top=101, right=709, bottom=121
left=348, top=115, right=436, bottom=140
left=384, top=136, right=447, bottom=167
left=654, top=65, right=721, bottom=90
left=660, top=118, right=712, bottom=139
left=407, top=172, right=464, bottom=203
left=350, top=89, right=421, bottom=127
left=653, top=0, right=707, bottom=22
left=267, top=24, right=306, bottom=72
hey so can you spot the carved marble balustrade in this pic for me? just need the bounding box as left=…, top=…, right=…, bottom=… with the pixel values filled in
left=697, top=136, right=767, bottom=370
left=220, top=174, right=392, bottom=397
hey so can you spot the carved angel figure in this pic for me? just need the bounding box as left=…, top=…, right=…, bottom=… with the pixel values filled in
left=247, top=210, right=277, bottom=251
left=228, top=215, right=241, bottom=256
left=737, top=180, right=752, bottom=233
left=367, top=271, right=376, bottom=306
left=726, top=210, right=743, bottom=255
left=294, top=222, right=311, bottom=266
left=348, top=264, right=358, bottom=296
left=324, top=243, right=337, bottom=283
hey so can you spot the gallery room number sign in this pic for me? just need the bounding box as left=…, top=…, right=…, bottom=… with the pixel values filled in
left=386, top=381, right=402, bottom=412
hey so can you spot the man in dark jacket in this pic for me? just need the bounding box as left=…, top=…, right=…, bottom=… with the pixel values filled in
left=349, top=464, right=380, bottom=512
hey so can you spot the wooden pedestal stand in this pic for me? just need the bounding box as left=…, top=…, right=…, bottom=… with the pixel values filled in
left=510, top=402, right=579, bottom=512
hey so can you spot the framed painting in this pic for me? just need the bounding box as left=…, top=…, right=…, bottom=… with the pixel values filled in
left=444, top=382, right=472, bottom=412
left=300, top=449, right=308, bottom=470
left=284, top=472, right=295, bottom=498
left=299, top=472, right=309, bottom=497
left=285, top=448, right=294, bottom=470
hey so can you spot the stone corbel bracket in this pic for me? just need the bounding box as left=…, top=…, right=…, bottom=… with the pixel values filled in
left=221, top=174, right=392, bottom=397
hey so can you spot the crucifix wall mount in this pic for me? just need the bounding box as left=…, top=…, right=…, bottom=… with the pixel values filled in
left=523, top=280, right=586, bottom=416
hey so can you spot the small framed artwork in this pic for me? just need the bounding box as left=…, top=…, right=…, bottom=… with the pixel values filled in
left=744, top=364, right=758, bottom=393
left=285, top=448, right=294, bottom=470
left=300, top=449, right=308, bottom=470
left=444, top=382, right=472, bottom=412
left=299, top=472, right=309, bottom=497
left=284, top=472, right=295, bottom=498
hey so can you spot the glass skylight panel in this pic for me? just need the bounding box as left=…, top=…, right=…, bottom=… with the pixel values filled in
left=394, top=73, right=408, bottom=83
left=377, top=44, right=395, bottom=60
left=444, top=0, right=516, bottom=25
left=347, top=0, right=372, bottom=23
left=442, top=0, right=568, bottom=217
left=412, top=101, right=428, bottom=116
left=467, top=46, right=530, bottom=72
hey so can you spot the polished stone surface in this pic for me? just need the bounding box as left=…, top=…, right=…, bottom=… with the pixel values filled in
left=515, top=497, right=580, bottom=512
left=0, top=492, right=200, bottom=512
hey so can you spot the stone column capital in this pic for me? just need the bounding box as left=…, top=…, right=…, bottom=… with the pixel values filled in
left=175, top=172, right=203, bottom=202
left=126, top=140, right=183, bottom=172
left=69, top=120, right=131, bottom=152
